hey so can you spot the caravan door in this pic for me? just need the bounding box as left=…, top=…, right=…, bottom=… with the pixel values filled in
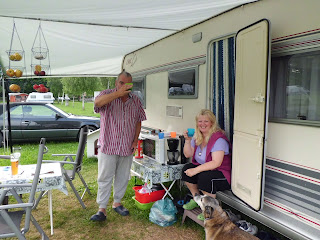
left=232, top=19, right=270, bottom=210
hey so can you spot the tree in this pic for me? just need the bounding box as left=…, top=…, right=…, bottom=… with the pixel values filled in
left=47, top=78, right=63, bottom=98
left=100, top=77, right=116, bottom=89
left=61, top=77, right=101, bottom=98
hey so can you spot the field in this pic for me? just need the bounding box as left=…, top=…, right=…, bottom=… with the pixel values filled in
left=0, top=101, right=288, bottom=240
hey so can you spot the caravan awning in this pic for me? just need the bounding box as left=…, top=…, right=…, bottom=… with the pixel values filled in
left=0, top=0, right=256, bottom=76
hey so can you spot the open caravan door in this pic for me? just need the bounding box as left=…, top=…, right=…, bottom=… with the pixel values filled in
left=232, top=19, right=270, bottom=210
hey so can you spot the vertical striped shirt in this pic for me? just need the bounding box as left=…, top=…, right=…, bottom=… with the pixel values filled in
left=94, top=88, right=146, bottom=156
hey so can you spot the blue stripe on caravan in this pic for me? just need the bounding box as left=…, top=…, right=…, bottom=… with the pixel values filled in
left=228, top=37, right=235, bottom=143
left=212, top=42, right=217, bottom=115
left=218, top=40, right=225, bottom=129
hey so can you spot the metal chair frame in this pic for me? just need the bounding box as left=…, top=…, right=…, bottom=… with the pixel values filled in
left=0, top=138, right=49, bottom=240
left=43, top=125, right=91, bottom=209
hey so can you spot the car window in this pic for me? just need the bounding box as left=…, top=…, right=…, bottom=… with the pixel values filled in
left=10, top=105, right=23, bottom=119
left=24, top=105, right=57, bottom=118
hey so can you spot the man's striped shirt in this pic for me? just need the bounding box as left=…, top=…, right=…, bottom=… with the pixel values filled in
left=94, top=88, right=146, bottom=156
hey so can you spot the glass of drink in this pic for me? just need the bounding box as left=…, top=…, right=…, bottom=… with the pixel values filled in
left=11, top=154, right=19, bottom=176
left=11, top=147, right=21, bottom=176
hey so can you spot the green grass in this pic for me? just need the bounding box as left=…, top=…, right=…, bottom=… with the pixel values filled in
left=0, top=102, right=288, bottom=240
left=53, top=101, right=100, bottom=118
left=1, top=141, right=205, bottom=240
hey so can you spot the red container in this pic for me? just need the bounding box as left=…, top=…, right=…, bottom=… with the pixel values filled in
left=133, top=186, right=165, bottom=203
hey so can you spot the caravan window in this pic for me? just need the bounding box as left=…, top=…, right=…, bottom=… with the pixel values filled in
left=269, top=50, right=320, bottom=123
left=132, top=76, right=146, bottom=108
left=168, top=67, right=198, bottom=98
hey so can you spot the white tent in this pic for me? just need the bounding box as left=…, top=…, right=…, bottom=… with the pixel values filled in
left=0, top=0, right=256, bottom=77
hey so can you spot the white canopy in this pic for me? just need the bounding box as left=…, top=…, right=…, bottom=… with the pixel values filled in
left=0, top=0, right=256, bottom=76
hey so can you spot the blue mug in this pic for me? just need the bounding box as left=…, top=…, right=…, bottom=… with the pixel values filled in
left=187, top=128, right=195, bottom=137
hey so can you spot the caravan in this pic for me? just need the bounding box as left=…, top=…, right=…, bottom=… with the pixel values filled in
left=122, top=1, right=320, bottom=239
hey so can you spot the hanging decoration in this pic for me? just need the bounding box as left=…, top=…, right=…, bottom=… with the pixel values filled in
left=5, top=20, right=26, bottom=79
left=31, top=22, right=51, bottom=76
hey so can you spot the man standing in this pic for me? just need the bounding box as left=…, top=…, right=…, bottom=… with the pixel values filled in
left=90, top=70, right=146, bottom=221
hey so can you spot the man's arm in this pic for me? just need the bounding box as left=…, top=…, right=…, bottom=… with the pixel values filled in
left=94, top=85, right=132, bottom=108
left=131, top=121, right=142, bottom=154
left=94, top=91, right=120, bottom=108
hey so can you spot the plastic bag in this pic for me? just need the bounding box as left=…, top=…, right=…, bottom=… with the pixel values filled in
left=138, top=183, right=152, bottom=194
left=149, top=198, right=178, bottom=227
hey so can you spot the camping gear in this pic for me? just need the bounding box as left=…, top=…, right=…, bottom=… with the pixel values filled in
left=132, top=196, right=155, bottom=210
left=133, top=185, right=165, bottom=203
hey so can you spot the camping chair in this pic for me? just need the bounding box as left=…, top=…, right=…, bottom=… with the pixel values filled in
left=43, top=125, right=91, bottom=209
left=0, top=138, right=49, bottom=240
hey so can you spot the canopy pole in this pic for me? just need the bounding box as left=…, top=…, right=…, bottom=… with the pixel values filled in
left=4, top=79, right=13, bottom=153
left=1, top=71, right=7, bottom=151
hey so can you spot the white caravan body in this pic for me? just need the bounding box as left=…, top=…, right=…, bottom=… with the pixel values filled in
left=122, top=0, right=320, bottom=239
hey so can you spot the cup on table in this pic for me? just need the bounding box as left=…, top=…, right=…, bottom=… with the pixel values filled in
left=10, top=154, right=19, bottom=176
left=187, top=128, right=195, bottom=137
left=125, top=82, right=133, bottom=91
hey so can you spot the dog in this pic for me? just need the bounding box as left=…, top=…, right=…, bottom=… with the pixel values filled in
left=194, top=194, right=259, bottom=240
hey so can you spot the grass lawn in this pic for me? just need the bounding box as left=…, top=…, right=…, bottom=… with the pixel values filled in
left=0, top=101, right=288, bottom=240
left=0, top=141, right=205, bottom=240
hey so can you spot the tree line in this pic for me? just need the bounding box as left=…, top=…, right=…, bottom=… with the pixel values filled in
left=2, top=77, right=116, bottom=100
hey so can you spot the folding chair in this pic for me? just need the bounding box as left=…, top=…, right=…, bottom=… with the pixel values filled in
left=0, top=138, right=49, bottom=240
left=43, top=125, right=91, bottom=209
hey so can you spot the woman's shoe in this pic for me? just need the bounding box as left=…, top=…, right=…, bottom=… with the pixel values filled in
left=197, top=213, right=204, bottom=221
left=182, top=199, right=198, bottom=210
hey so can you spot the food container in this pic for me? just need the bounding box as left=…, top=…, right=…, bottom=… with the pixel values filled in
left=132, top=196, right=155, bottom=210
left=133, top=185, right=165, bottom=203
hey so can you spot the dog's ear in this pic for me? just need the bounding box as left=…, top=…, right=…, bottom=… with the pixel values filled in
left=212, top=198, right=220, bottom=207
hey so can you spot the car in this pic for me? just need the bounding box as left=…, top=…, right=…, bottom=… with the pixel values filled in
left=0, top=102, right=100, bottom=146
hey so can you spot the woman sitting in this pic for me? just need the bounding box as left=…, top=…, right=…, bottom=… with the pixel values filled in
left=181, top=109, right=232, bottom=219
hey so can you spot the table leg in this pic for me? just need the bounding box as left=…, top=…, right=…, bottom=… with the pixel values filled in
left=48, top=190, right=53, bottom=235
left=160, top=180, right=176, bottom=200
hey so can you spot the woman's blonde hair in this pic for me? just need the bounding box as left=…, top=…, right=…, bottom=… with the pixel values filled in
left=194, top=109, right=223, bottom=146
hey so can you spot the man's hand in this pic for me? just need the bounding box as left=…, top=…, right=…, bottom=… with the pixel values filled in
left=131, top=140, right=138, bottom=155
left=117, top=84, right=132, bottom=97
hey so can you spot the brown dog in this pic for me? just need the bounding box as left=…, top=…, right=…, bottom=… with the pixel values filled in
left=194, top=194, right=259, bottom=240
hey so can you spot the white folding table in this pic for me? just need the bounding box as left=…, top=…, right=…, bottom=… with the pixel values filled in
left=0, top=163, right=68, bottom=235
left=131, top=157, right=185, bottom=199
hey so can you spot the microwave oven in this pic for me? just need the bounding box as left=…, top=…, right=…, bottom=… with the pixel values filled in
left=139, top=132, right=166, bottom=165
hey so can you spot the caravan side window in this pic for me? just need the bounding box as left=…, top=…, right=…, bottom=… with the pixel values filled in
left=168, top=67, right=198, bottom=99
left=269, top=50, right=320, bottom=123
left=132, top=76, right=146, bottom=108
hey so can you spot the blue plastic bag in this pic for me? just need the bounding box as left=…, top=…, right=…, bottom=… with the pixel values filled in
left=149, top=198, right=178, bottom=227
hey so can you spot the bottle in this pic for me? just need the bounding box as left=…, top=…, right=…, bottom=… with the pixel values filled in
left=135, top=140, right=143, bottom=158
